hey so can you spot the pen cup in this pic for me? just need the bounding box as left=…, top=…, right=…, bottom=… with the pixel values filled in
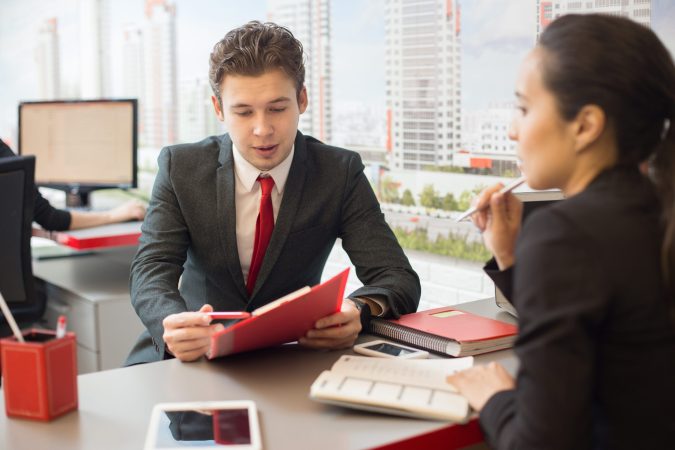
left=0, top=328, right=78, bottom=421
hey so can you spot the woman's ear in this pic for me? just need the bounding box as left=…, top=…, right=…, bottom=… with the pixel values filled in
left=571, top=104, right=606, bottom=154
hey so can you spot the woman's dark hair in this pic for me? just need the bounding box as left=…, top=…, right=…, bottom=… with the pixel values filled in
left=539, top=14, right=675, bottom=296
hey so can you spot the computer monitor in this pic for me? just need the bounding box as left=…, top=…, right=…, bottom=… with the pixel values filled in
left=494, top=189, right=565, bottom=317
left=18, top=99, right=138, bottom=208
left=0, top=155, right=38, bottom=313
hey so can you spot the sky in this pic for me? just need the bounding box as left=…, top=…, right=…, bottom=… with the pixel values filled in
left=1, top=0, right=674, bottom=144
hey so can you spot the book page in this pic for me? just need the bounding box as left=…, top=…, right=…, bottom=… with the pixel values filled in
left=329, top=355, right=473, bottom=392
left=251, top=286, right=311, bottom=316
left=310, top=365, right=471, bottom=421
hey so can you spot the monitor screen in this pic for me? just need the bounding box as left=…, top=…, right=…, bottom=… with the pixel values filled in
left=18, top=99, right=137, bottom=206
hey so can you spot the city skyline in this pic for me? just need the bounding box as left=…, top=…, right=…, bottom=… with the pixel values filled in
left=1, top=0, right=674, bottom=158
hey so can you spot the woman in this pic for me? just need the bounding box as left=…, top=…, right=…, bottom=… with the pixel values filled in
left=0, top=138, right=145, bottom=231
left=447, top=14, right=675, bottom=449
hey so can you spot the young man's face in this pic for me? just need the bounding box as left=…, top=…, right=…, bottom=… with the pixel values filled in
left=212, top=69, right=308, bottom=171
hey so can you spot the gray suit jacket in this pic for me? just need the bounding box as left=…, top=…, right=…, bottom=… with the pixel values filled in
left=126, top=132, right=420, bottom=365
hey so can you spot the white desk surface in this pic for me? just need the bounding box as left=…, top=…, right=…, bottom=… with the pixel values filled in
left=0, top=300, right=517, bottom=450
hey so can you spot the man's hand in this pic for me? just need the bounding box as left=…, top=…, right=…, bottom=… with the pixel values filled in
left=446, top=362, right=515, bottom=412
left=162, top=304, right=224, bottom=362
left=299, top=299, right=362, bottom=349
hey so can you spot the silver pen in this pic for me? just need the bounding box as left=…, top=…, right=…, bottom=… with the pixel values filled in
left=455, top=176, right=527, bottom=222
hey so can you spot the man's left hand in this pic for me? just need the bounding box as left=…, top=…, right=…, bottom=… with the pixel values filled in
left=299, top=299, right=362, bottom=349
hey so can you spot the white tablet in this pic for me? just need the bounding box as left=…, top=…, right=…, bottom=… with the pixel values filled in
left=144, top=401, right=262, bottom=450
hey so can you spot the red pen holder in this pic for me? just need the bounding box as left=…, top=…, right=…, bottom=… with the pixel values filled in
left=1, top=329, right=78, bottom=421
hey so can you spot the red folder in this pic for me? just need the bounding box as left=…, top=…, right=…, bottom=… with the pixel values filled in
left=53, top=221, right=142, bottom=249
left=208, top=268, right=349, bottom=359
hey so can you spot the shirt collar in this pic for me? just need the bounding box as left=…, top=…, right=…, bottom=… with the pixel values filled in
left=232, top=143, right=294, bottom=194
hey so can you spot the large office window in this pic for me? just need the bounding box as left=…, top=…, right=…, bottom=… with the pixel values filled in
left=0, top=0, right=669, bottom=310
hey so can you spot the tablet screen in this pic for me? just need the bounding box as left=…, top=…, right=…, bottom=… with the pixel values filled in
left=154, top=409, right=252, bottom=447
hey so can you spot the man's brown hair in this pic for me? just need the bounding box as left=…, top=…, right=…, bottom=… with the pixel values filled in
left=209, top=20, right=305, bottom=107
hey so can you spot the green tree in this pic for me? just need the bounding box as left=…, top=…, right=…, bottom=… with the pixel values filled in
left=457, top=185, right=485, bottom=211
left=442, top=193, right=458, bottom=211
left=419, top=184, right=442, bottom=209
left=400, top=189, right=416, bottom=206
left=380, top=176, right=400, bottom=203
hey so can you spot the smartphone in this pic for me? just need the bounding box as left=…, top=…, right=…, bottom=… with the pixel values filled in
left=144, top=401, right=262, bottom=450
left=353, top=340, right=429, bottom=359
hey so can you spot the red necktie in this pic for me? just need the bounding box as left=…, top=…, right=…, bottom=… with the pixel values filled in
left=246, top=175, right=275, bottom=295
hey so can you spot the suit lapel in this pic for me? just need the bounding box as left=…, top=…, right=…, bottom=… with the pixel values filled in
left=216, top=134, right=248, bottom=299
left=251, top=132, right=308, bottom=299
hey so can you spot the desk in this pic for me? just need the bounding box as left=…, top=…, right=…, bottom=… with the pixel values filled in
left=0, top=299, right=517, bottom=450
left=32, top=247, right=145, bottom=374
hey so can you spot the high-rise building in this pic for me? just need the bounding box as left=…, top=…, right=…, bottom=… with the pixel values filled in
left=385, top=0, right=462, bottom=171
left=267, top=0, right=332, bottom=143
left=122, top=25, right=144, bottom=100
left=79, top=0, right=112, bottom=98
left=143, top=0, right=178, bottom=149
left=121, top=24, right=145, bottom=141
left=536, top=0, right=652, bottom=40
left=179, top=78, right=224, bottom=144
left=459, top=103, right=518, bottom=175
left=35, top=18, right=60, bottom=100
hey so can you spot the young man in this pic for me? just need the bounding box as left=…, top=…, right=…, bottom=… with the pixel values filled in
left=126, top=21, right=420, bottom=364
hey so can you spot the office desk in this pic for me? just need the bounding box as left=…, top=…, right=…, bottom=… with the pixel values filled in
left=32, top=247, right=144, bottom=373
left=0, top=299, right=516, bottom=450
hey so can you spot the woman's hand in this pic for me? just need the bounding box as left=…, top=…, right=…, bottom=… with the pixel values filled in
left=471, top=184, right=523, bottom=270
left=446, top=362, right=515, bottom=412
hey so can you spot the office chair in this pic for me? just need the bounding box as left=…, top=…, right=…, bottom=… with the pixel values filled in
left=0, top=155, right=47, bottom=336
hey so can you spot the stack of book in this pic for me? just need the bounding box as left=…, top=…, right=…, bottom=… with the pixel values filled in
left=369, top=306, right=518, bottom=357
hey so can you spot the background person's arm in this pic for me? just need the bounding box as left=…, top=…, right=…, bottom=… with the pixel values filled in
left=68, top=200, right=146, bottom=229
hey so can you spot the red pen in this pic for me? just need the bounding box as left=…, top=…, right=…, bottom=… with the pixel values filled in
left=205, top=312, right=251, bottom=320
left=56, top=315, right=67, bottom=338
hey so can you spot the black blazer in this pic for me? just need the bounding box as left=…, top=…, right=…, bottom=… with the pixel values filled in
left=481, top=166, right=675, bottom=449
left=126, top=132, right=420, bottom=365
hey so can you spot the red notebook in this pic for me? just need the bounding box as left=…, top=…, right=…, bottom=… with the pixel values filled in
left=370, top=306, right=517, bottom=357
left=208, top=268, right=349, bottom=359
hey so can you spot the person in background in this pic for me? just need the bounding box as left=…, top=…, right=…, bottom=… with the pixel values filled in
left=447, top=14, right=675, bottom=449
left=0, top=138, right=145, bottom=231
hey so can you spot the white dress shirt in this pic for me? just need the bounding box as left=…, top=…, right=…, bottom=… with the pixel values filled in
left=232, top=144, right=294, bottom=281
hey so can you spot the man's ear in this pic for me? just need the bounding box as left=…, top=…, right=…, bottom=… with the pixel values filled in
left=298, top=86, right=308, bottom=114
left=571, top=104, right=605, bottom=154
left=211, top=95, right=225, bottom=122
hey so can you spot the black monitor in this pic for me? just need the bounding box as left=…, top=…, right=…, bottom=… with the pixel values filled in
left=18, top=99, right=138, bottom=208
left=0, top=155, right=38, bottom=315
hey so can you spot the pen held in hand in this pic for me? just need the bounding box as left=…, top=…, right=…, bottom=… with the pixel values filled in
left=455, top=176, right=527, bottom=223
left=206, top=311, right=252, bottom=320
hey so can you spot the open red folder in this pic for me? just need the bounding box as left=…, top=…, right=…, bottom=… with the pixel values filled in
left=207, top=268, right=349, bottom=359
